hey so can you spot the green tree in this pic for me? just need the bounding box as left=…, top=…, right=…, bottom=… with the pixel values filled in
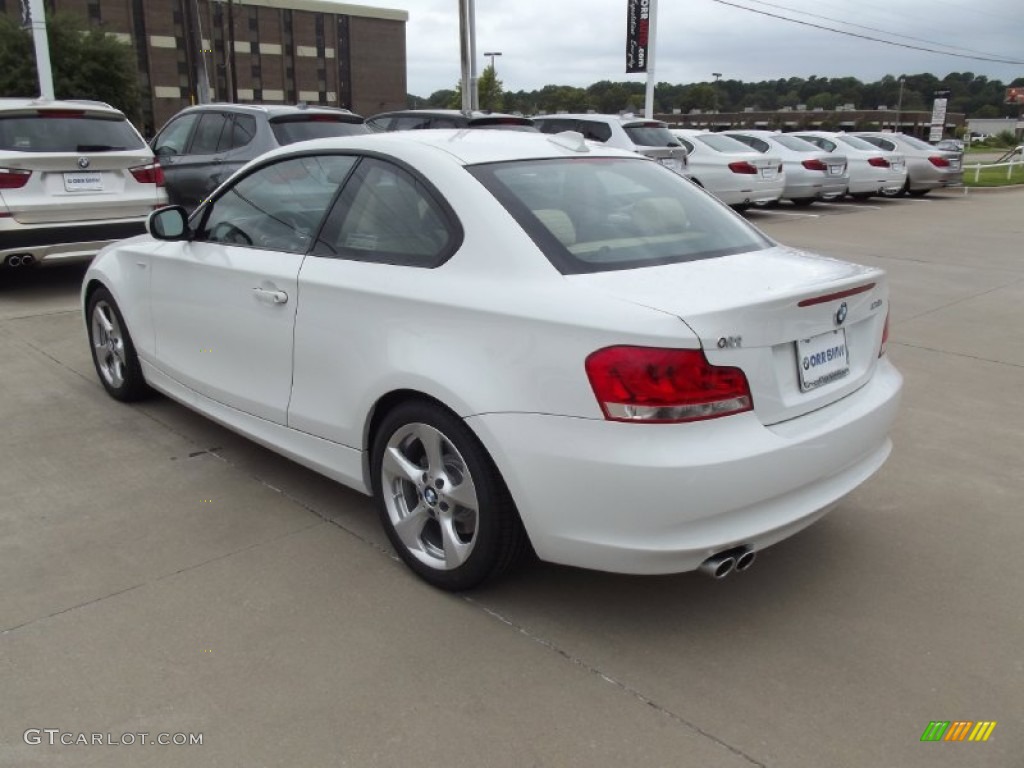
left=0, top=14, right=140, bottom=122
left=477, top=64, right=503, bottom=112
left=425, top=88, right=457, bottom=108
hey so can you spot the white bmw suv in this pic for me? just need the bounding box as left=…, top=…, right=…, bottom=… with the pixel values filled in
left=0, top=98, right=167, bottom=270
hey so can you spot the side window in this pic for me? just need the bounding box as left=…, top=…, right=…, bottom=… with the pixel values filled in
left=748, top=137, right=770, bottom=153
left=534, top=119, right=576, bottom=135
left=220, top=114, right=257, bottom=151
left=190, top=113, right=230, bottom=155
left=392, top=115, right=431, bottom=130
left=199, top=154, right=356, bottom=253
left=314, top=158, right=458, bottom=268
left=881, top=140, right=896, bottom=151
left=578, top=121, right=612, bottom=142
left=152, top=114, right=199, bottom=157
left=677, top=138, right=695, bottom=153
left=366, top=116, right=392, bottom=132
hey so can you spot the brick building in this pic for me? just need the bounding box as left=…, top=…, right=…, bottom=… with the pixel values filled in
left=3, top=0, right=407, bottom=134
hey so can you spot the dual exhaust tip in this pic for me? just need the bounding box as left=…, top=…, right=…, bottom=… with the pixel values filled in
left=4, top=254, right=35, bottom=268
left=698, top=546, right=756, bottom=579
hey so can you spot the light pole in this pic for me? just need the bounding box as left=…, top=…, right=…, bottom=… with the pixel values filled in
left=712, top=72, right=722, bottom=113
left=895, top=77, right=905, bottom=132
left=483, top=51, right=502, bottom=75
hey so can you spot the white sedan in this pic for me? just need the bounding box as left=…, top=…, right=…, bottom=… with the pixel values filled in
left=793, top=131, right=906, bottom=199
left=671, top=129, right=784, bottom=209
left=83, top=130, right=902, bottom=590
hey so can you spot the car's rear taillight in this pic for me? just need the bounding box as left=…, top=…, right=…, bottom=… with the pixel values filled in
left=728, top=161, right=758, bottom=175
left=928, top=156, right=950, bottom=168
left=130, top=163, right=165, bottom=186
left=868, top=156, right=890, bottom=168
left=585, top=346, right=753, bottom=423
left=879, top=311, right=890, bottom=358
left=0, top=168, right=31, bottom=189
left=801, top=159, right=828, bottom=171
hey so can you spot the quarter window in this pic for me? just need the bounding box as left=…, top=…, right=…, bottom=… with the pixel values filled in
left=199, top=154, right=356, bottom=253
left=221, top=114, right=257, bottom=151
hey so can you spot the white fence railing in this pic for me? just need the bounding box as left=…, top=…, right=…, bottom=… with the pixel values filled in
left=964, top=146, right=1023, bottom=183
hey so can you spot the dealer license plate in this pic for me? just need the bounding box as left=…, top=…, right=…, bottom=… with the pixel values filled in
left=63, top=172, right=104, bottom=192
left=761, top=167, right=776, bottom=179
left=796, top=329, right=849, bottom=392
left=828, top=165, right=844, bottom=176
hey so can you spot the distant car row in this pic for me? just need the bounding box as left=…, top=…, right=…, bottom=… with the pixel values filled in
left=0, top=98, right=964, bottom=270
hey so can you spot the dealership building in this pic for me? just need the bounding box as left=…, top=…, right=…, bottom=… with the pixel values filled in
left=2, top=0, right=408, bottom=134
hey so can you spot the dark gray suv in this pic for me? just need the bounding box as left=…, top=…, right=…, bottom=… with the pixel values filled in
left=151, top=103, right=368, bottom=210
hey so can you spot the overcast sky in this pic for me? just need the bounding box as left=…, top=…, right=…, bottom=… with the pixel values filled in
left=357, top=0, right=1024, bottom=97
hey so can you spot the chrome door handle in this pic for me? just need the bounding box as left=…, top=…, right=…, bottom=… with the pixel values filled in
left=252, top=287, right=288, bottom=305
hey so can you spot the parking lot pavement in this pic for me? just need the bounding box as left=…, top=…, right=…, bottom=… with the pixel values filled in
left=2, top=190, right=1022, bottom=767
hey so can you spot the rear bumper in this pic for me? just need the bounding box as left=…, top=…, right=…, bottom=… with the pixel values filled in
left=848, top=175, right=905, bottom=195
left=0, top=219, right=147, bottom=266
left=467, top=358, right=902, bottom=575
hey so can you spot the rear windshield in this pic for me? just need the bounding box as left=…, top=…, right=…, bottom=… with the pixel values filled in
left=772, top=134, right=818, bottom=152
left=696, top=133, right=759, bottom=153
left=468, top=157, right=770, bottom=275
left=469, top=117, right=536, bottom=131
left=623, top=124, right=681, bottom=148
left=836, top=135, right=880, bottom=151
left=899, top=134, right=936, bottom=151
left=0, top=114, right=145, bottom=152
left=269, top=117, right=369, bottom=145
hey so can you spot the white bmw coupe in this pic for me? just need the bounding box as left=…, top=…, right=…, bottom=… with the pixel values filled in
left=83, top=129, right=902, bottom=590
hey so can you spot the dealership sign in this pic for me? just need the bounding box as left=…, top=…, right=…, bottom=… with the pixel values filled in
left=626, top=0, right=650, bottom=73
left=929, top=98, right=947, bottom=142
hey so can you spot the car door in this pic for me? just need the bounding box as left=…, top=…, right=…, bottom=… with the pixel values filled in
left=167, top=111, right=231, bottom=210
left=210, top=113, right=259, bottom=191
left=288, top=156, right=461, bottom=446
left=152, top=112, right=200, bottom=207
left=149, top=153, right=356, bottom=424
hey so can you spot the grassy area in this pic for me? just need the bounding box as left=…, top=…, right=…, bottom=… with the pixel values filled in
left=963, top=161, right=1024, bottom=187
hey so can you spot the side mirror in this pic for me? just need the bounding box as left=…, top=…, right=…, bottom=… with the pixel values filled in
left=154, top=145, right=177, bottom=157
left=147, top=206, right=189, bottom=241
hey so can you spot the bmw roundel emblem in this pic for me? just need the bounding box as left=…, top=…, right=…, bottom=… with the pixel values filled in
left=78, top=157, right=90, bottom=169
left=835, top=301, right=848, bottom=326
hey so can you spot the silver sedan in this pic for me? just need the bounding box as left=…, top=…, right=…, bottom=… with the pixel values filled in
left=724, top=130, right=849, bottom=206
left=793, top=132, right=907, bottom=199
left=671, top=130, right=784, bottom=209
left=852, top=132, right=962, bottom=197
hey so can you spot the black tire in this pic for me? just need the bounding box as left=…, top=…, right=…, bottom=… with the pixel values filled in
left=790, top=198, right=816, bottom=207
left=370, top=400, right=528, bottom=591
left=86, top=287, right=151, bottom=402
left=907, top=187, right=931, bottom=197
left=850, top=193, right=873, bottom=201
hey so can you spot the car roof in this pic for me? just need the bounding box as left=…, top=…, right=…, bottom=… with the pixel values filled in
left=261, top=128, right=641, bottom=166
left=371, top=109, right=528, bottom=120
left=172, top=102, right=363, bottom=120
left=0, top=97, right=124, bottom=117
left=536, top=113, right=669, bottom=127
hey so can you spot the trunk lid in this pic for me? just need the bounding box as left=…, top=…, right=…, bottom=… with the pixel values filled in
left=1, top=151, right=159, bottom=223
left=572, top=245, right=889, bottom=425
